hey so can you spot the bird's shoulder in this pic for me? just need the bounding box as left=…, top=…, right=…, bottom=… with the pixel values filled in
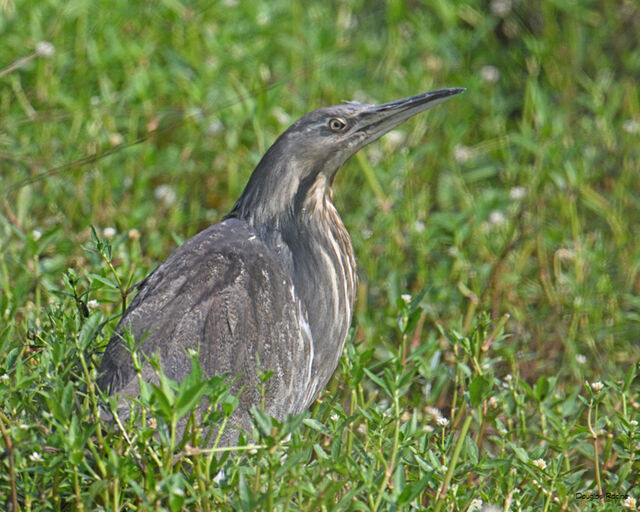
left=135, top=218, right=292, bottom=300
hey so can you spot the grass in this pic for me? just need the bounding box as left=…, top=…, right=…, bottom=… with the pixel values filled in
left=1, top=0, right=639, bottom=510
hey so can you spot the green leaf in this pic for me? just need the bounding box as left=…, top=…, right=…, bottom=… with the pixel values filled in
left=237, top=474, right=253, bottom=508
left=469, top=375, right=493, bottom=407
left=478, top=458, right=511, bottom=469
left=175, top=381, right=207, bottom=419
left=313, top=443, right=329, bottom=460
left=622, top=363, right=637, bottom=392
left=222, top=395, right=238, bottom=417
left=87, top=272, right=119, bottom=289
left=53, top=381, right=75, bottom=424
left=302, top=418, right=331, bottom=435
left=179, top=356, right=202, bottom=392
left=78, top=313, right=101, bottom=349
left=250, top=406, right=272, bottom=437
left=510, top=444, right=529, bottom=463
left=90, top=225, right=100, bottom=245
left=534, top=375, right=550, bottom=401
left=364, top=368, right=392, bottom=398
left=464, top=435, right=479, bottom=465
left=392, top=462, right=406, bottom=497
left=151, top=382, right=175, bottom=420
left=397, top=474, right=430, bottom=505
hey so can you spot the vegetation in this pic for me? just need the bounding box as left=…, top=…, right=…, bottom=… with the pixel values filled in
left=1, top=0, right=639, bottom=510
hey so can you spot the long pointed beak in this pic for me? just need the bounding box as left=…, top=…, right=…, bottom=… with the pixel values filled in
left=356, top=88, right=465, bottom=143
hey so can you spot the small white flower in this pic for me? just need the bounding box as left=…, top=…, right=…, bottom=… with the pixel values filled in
left=32, top=229, right=42, bottom=241
left=425, top=406, right=441, bottom=416
left=401, top=294, right=412, bottom=304
left=35, top=41, right=55, bottom=57
left=426, top=56, right=442, bottom=72
left=87, top=300, right=99, bottom=310
left=366, top=146, right=383, bottom=165
left=623, top=120, right=640, bottom=134
left=467, top=498, right=483, bottom=511
left=629, top=420, right=638, bottom=427
left=272, top=107, right=291, bottom=125
left=447, top=246, right=460, bottom=257
left=480, top=65, right=500, bottom=83
left=19, top=424, right=29, bottom=430
left=622, top=496, right=636, bottom=510
left=29, top=451, right=43, bottom=463
left=337, top=9, right=354, bottom=30
left=256, top=11, right=270, bottom=25
left=362, top=228, right=372, bottom=240
left=413, top=220, right=425, bottom=233
left=453, top=144, right=475, bottom=164
left=575, top=354, right=587, bottom=365
left=532, top=458, right=546, bottom=470
left=440, top=464, right=448, bottom=472
left=154, top=184, right=176, bottom=206
left=206, top=119, right=224, bottom=135
left=590, top=381, right=604, bottom=393
left=109, top=133, right=124, bottom=146
left=330, top=412, right=339, bottom=422
left=489, top=210, right=506, bottom=226
left=385, top=130, right=406, bottom=149
left=504, top=374, right=513, bottom=383
left=436, top=416, right=449, bottom=427
left=488, top=396, right=498, bottom=408
left=509, top=186, right=526, bottom=201
left=490, top=0, right=512, bottom=17
left=556, top=248, right=575, bottom=261
left=128, top=228, right=141, bottom=241
left=102, top=227, right=116, bottom=238
left=0, top=374, right=9, bottom=382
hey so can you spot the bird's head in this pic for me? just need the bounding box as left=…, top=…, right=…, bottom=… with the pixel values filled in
left=229, top=88, right=465, bottom=229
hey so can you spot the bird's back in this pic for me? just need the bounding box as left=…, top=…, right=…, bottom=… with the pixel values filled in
left=98, top=218, right=314, bottom=442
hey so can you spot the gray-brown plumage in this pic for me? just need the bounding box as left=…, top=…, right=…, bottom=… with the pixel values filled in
left=98, top=88, right=464, bottom=444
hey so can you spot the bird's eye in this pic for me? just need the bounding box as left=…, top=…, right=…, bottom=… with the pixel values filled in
left=328, top=118, right=347, bottom=132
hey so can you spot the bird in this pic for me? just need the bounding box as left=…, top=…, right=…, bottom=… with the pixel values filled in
left=97, top=87, right=465, bottom=445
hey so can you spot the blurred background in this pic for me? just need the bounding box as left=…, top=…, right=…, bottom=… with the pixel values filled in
left=2, top=0, right=639, bottom=416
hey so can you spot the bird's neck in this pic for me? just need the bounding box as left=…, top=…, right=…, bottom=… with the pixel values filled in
left=282, top=181, right=357, bottom=393
left=227, top=142, right=303, bottom=228
left=230, top=167, right=356, bottom=393
left=228, top=155, right=356, bottom=336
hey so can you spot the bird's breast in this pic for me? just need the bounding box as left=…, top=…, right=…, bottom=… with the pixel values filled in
left=281, top=200, right=357, bottom=404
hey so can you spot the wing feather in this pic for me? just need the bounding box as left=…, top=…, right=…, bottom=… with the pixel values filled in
left=97, top=218, right=313, bottom=441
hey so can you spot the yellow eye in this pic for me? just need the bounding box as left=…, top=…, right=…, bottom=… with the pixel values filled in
left=329, top=118, right=347, bottom=131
